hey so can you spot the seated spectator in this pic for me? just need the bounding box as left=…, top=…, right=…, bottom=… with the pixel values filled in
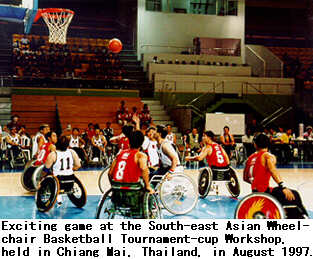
left=29, top=36, right=38, bottom=51
left=71, top=44, right=77, bottom=53
left=37, top=36, right=45, bottom=48
left=12, top=40, right=20, bottom=52
left=303, top=126, right=313, bottom=139
left=242, top=129, right=255, bottom=157
left=3, top=115, right=22, bottom=134
left=140, top=104, right=152, bottom=129
left=128, top=106, right=140, bottom=124
left=220, top=126, right=236, bottom=158
left=117, top=101, right=128, bottom=114
left=85, top=123, right=95, bottom=146
left=280, top=128, right=296, bottom=164
left=86, top=44, right=93, bottom=53
left=20, top=34, right=30, bottom=46
left=117, top=108, right=129, bottom=125
left=77, top=45, right=85, bottom=53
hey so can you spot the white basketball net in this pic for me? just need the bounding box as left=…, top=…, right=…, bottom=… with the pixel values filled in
left=42, top=10, right=74, bottom=44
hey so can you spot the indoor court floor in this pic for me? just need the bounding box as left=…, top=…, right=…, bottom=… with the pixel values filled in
left=0, top=161, right=313, bottom=219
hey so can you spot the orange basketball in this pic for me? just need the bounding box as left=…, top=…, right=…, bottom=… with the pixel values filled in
left=109, top=38, right=122, bottom=54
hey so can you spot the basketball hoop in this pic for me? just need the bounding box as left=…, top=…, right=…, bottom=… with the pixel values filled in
left=35, top=8, right=74, bottom=44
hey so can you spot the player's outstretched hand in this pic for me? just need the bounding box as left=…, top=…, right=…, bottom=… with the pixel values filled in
left=147, top=186, right=155, bottom=194
left=166, top=173, right=173, bottom=181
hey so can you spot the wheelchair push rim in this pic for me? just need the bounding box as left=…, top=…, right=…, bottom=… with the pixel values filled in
left=32, top=164, right=45, bottom=190
left=197, top=167, right=213, bottom=199
left=235, top=192, right=286, bottom=219
left=95, top=189, right=115, bottom=219
left=98, top=165, right=111, bottom=193
left=143, top=192, right=163, bottom=219
left=35, top=175, right=60, bottom=212
left=67, top=175, right=87, bottom=208
left=21, top=159, right=37, bottom=192
left=226, top=166, right=241, bottom=198
left=159, top=173, right=198, bottom=215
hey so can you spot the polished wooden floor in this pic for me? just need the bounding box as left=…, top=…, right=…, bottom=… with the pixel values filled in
left=0, top=161, right=312, bottom=219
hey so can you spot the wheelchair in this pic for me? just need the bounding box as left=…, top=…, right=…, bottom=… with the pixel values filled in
left=21, top=159, right=44, bottom=191
left=98, top=165, right=111, bottom=193
left=36, top=174, right=87, bottom=212
left=95, top=180, right=162, bottom=219
left=5, top=146, right=27, bottom=169
left=197, top=166, right=240, bottom=198
left=87, top=146, right=108, bottom=167
left=234, top=192, right=308, bottom=219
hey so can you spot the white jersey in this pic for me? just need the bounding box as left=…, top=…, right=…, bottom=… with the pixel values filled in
left=53, top=149, right=75, bottom=176
left=158, top=140, right=180, bottom=168
left=93, top=135, right=103, bottom=147
left=7, top=134, right=20, bottom=148
left=165, top=133, right=175, bottom=143
left=69, top=135, right=79, bottom=148
left=142, top=137, right=159, bottom=167
left=32, top=132, right=46, bottom=157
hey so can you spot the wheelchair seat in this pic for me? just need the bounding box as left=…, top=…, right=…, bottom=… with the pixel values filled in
left=57, top=174, right=75, bottom=193
left=210, top=165, right=230, bottom=181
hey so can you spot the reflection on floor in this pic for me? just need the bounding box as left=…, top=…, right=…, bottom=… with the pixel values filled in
left=0, top=161, right=312, bottom=219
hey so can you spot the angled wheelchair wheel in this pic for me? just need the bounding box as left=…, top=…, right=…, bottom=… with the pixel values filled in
left=95, top=189, right=115, bottom=219
left=67, top=175, right=87, bottom=208
left=159, top=173, right=198, bottom=215
left=197, top=167, right=213, bottom=199
left=36, top=175, right=60, bottom=212
left=226, top=166, right=240, bottom=197
left=21, top=159, right=37, bottom=191
left=98, top=165, right=111, bottom=193
left=235, top=192, right=286, bottom=219
left=32, top=164, right=44, bottom=190
left=143, top=192, right=163, bottom=219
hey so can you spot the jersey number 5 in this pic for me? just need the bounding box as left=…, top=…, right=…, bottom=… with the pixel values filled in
left=216, top=150, right=225, bottom=164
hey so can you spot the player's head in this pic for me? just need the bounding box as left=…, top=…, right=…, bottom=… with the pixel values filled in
left=106, top=122, right=111, bottom=127
left=254, top=133, right=270, bottom=149
left=223, top=126, right=229, bottom=133
left=122, top=124, right=134, bottom=138
left=146, top=126, right=156, bottom=139
left=203, top=131, right=214, bottom=142
left=156, top=125, right=168, bottom=139
left=12, top=114, right=19, bottom=122
left=39, top=124, right=50, bottom=134
left=45, top=131, right=57, bottom=144
left=72, top=127, right=79, bottom=135
left=10, top=126, right=17, bottom=134
left=129, top=130, right=144, bottom=149
left=57, top=135, right=70, bottom=151
left=166, top=124, right=172, bottom=132
left=192, top=128, right=198, bottom=135
left=307, top=126, right=312, bottom=133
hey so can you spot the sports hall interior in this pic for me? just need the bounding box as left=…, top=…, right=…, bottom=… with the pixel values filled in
left=1, top=0, right=313, bottom=219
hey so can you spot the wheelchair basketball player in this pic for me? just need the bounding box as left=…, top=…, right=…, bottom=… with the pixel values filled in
left=243, top=133, right=308, bottom=219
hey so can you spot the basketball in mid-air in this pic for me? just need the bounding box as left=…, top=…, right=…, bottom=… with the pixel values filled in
left=108, top=38, right=122, bottom=53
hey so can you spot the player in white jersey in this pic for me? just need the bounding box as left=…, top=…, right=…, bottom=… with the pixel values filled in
left=32, top=124, right=50, bottom=158
left=150, top=125, right=182, bottom=180
left=91, top=127, right=107, bottom=162
left=44, top=135, right=81, bottom=206
left=69, top=127, right=86, bottom=163
left=165, top=124, right=177, bottom=144
left=142, top=126, right=159, bottom=167
left=5, top=126, right=21, bottom=158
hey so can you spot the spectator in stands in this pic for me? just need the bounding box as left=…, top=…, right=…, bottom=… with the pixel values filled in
left=280, top=128, right=296, bottom=164
left=85, top=123, right=95, bottom=144
left=12, top=40, right=20, bottom=52
left=77, top=45, right=85, bottom=53
left=3, top=115, right=22, bottom=134
left=117, top=101, right=128, bottom=114
left=186, top=128, right=202, bottom=155
left=276, top=127, right=285, bottom=139
left=303, top=126, right=313, bottom=139
left=29, top=36, right=38, bottom=51
left=128, top=106, right=140, bottom=124
left=20, top=35, right=29, bottom=46
left=117, top=108, right=129, bottom=125
left=140, top=103, right=152, bottom=129
left=37, top=36, right=45, bottom=48
left=71, top=44, right=77, bottom=53
left=303, top=126, right=313, bottom=159
left=86, top=44, right=93, bottom=53
left=220, top=126, right=236, bottom=158
left=242, top=129, right=255, bottom=157
left=247, top=118, right=259, bottom=136
left=165, top=124, right=177, bottom=144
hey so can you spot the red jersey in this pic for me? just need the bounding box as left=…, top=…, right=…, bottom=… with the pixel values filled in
left=206, top=143, right=229, bottom=167
left=245, top=151, right=271, bottom=192
left=113, top=149, right=142, bottom=182
left=35, top=142, right=52, bottom=165
left=118, top=136, right=129, bottom=150
left=85, top=128, right=95, bottom=139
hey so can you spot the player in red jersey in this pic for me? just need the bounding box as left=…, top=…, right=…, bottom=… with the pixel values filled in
left=185, top=131, right=229, bottom=168
left=35, top=131, right=57, bottom=165
left=243, top=133, right=308, bottom=218
left=108, top=130, right=154, bottom=193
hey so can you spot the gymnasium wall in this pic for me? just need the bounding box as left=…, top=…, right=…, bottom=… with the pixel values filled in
left=137, top=0, right=245, bottom=60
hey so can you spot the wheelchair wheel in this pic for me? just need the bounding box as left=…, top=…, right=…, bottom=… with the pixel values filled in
left=95, top=189, right=115, bottom=219
left=98, top=165, right=111, bottom=193
left=159, top=173, right=198, bottom=215
left=21, top=159, right=37, bottom=191
left=236, top=146, right=246, bottom=165
left=235, top=192, right=286, bottom=219
left=226, top=166, right=240, bottom=197
left=32, top=164, right=44, bottom=189
left=35, top=175, right=60, bottom=212
left=67, top=175, right=87, bottom=208
left=197, top=167, right=213, bottom=199
left=143, top=192, right=163, bottom=219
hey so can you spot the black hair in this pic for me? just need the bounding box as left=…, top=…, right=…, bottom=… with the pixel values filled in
left=223, top=126, right=229, bottom=130
left=122, top=124, right=134, bottom=138
left=21, top=125, right=26, bottom=129
left=146, top=126, right=156, bottom=133
left=45, top=131, right=55, bottom=141
left=254, top=133, right=270, bottom=149
left=39, top=124, right=49, bottom=131
left=12, top=114, right=19, bottom=120
left=57, top=135, right=70, bottom=151
left=166, top=124, right=172, bottom=128
left=157, top=125, right=168, bottom=139
left=88, top=123, right=93, bottom=127
left=204, top=131, right=214, bottom=140
left=73, top=127, right=79, bottom=132
left=94, top=124, right=100, bottom=130
left=129, top=130, right=144, bottom=149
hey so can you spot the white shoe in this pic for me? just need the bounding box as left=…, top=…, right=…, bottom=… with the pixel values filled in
left=93, top=157, right=99, bottom=162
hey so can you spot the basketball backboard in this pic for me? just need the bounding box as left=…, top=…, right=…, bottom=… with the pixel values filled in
left=0, top=0, right=38, bottom=34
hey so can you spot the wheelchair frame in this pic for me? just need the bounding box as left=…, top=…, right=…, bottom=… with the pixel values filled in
left=197, top=166, right=240, bottom=198
left=36, top=174, right=87, bottom=212
left=95, top=181, right=162, bottom=219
